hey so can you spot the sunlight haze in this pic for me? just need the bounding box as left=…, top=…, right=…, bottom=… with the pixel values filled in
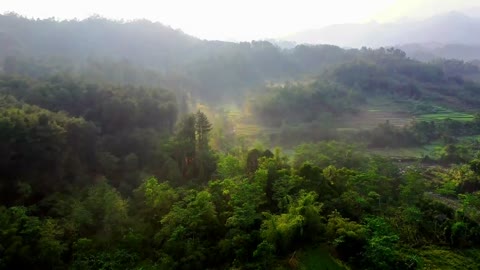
left=3, top=0, right=480, bottom=269
left=1, top=0, right=477, bottom=40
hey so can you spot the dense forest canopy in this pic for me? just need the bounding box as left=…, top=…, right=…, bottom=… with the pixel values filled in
left=2, top=13, right=480, bottom=270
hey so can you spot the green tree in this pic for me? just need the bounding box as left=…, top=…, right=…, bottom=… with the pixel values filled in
left=160, top=190, right=220, bottom=269
left=195, top=110, right=212, bottom=150
left=0, top=206, right=65, bottom=269
left=260, top=191, right=323, bottom=254
left=325, top=210, right=367, bottom=261
left=217, top=154, right=243, bottom=179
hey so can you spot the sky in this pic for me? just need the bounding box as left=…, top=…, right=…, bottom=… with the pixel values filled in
left=1, top=0, right=477, bottom=40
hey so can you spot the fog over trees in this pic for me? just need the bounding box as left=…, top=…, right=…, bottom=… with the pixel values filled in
left=2, top=9, right=480, bottom=269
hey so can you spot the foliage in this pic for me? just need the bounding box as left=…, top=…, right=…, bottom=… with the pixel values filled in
left=3, top=14, right=480, bottom=270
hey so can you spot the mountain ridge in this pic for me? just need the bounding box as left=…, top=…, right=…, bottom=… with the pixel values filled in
left=283, top=11, right=480, bottom=48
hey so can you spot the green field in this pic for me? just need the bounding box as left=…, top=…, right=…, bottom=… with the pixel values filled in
left=369, top=140, right=443, bottom=159
left=369, top=147, right=426, bottom=159
left=347, top=100, right=475, bottom=130
left=417, top=112, right=474, bottom=122
left=416, top=107, right=474, bottom=122
left=220, top=101, right=478, bottom=155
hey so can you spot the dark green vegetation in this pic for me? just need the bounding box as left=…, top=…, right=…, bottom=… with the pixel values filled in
left=3, top=14, right=480, bottom=269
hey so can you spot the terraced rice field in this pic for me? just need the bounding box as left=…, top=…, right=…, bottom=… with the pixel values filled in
left=369, top=147, right=427, bottom=159
left=218, top=104, right=278, bottom=143
left=234, top=123, right=261, bottom=137
left=369, top=140, right=443, bottom=159
left=218, top=101, right=477, bottom=152
left=337, top=103, right=474, bottom=131
left=416, top=112, right=474, bottom=122
left=335, top=99, right=413, bottom=130
left=337, top=109, right=412, bottom=130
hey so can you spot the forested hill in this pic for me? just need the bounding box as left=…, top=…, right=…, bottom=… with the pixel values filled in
left=0, top=14, right=357, bottom=102
left=5, top=12, right=480, bottom=270
left=4, top=13, right=480, bottom=107
left=0, top=13, right=205, bottom=67
left=0, top=13, right=300, bottom=71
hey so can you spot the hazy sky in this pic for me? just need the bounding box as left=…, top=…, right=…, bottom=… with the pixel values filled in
left=1, top=0, right=477, bottom=40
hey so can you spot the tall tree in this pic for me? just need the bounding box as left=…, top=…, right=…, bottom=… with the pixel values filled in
left=195, top=110, right=212, bottom=150
left=193, top=111, right=215, bottom=181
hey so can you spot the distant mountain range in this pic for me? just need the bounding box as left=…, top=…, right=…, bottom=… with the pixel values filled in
left=284, top=11, right=480, bottom=47
left=2, top=11, right=480, bottom=68
left=283, top=11, right=480, bottom=61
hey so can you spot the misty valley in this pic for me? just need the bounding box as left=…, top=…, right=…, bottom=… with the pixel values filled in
left=3, top=11, right=480, bottom=270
